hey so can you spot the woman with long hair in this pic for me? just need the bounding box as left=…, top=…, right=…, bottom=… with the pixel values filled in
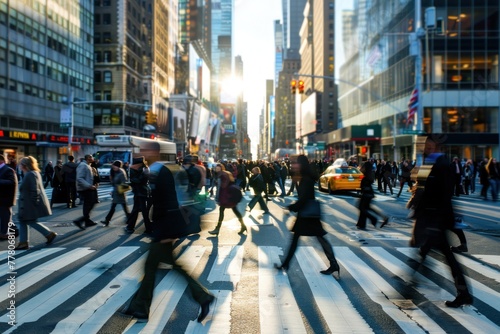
left=275, top=155, right=339, bottom=276
left=15, top=156, right=56, bottom=250
left=208, top=163, right=246, bottom=235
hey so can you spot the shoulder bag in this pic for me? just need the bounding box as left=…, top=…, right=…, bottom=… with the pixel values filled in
left=298, top=199, right=321, bottom=219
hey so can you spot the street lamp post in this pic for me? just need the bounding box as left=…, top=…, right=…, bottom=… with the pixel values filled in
left=68, top=90, right=74, bottom=154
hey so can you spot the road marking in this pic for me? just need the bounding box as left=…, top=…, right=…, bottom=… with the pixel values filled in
left=0, top=247, right=95, bottom=303
left=55, top=252, right=148, bottom=334
left=0, top=247, right=138, bottom=325
left=334, top=246, right=435, bottom=333
left=398, top=247, right=500, bottom=311
left=207, top=245, right=244, bottom=284
left=370, top=247, right=500, bottom=333
left=296, top=247, right=373, bottom=333
left=258, top=246, right=307, bottom=333
left=473, top=254, right=500, bottom=268
left=124, top=246, right=207, bottom=333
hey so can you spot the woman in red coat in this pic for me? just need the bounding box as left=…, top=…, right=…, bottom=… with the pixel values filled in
left=275, top=155, right=339, bottom=276
left=208, top=163, right=246, bottom=235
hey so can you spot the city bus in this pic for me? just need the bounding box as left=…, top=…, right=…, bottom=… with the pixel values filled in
left=94, top=135, right=177, bottom=167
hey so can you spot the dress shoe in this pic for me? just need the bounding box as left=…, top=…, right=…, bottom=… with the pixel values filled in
left=197, top=295, right=215, bottom=322
left=274, top=263, right=288, bottom=271
left=15, top=242, right=29, bottom=250
left=73, top=221, right=85, bottom=230
left=238, top=224, right=247, bottom=235
left=46, top=232, right=57, bottom=245
left=451, top=244, right=468, bottom=253
left=85, top=221, right=98, bottom=227
left=100, top=220, right=110, bottom=227
left=124, top=227, right=134, bottom=234
left=356, top=226, right=366, bottom=230
left=380, top=218, right=389, bottom=228
left=445, top=292, right=473, bottom=308
left=122, top=309, right=148, bottom=321
left=320, top=263, right=340, bottom=276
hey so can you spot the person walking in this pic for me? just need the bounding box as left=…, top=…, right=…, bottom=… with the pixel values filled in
left=0, top=154, right=18, bottom=241
left=412, top=137, right=473, bottom=308
left=124, top=157, right=153, bottom=234
left=397, top=160, right=414, bottom=197
left=101, top=160, right=130, bottom=226
left=208, top=163, right=246, bottom=235
left=246, top=167, right=270, bottom=214
left=123, top=163, right=214, bottom=322
left=50, top=160, right=66, bottom=208
left=356, top=162, right=389, bottom=229
left=479, top=157, right=490, bottom=199
left=382, top=160, right=394, bottom=195
left=451, top=156, right=464, bottom=197
left=73, top=154, right=98, bottom=230
left=275, top=155, right=340, bottom=276
left=14, top=156, right=56, bottom=250
left=62, top=155, right=78, bottom=208
left=486, top=157, right=500, bottom=201
left=43, top=161, right=54, bottom=188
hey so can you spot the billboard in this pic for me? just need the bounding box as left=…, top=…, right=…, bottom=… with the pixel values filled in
left=221, top=104, right=236, bottom=134
left=297, top=92, right=317, bottom=137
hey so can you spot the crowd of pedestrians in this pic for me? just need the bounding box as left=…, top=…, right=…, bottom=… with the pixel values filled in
left=3, top=145, right=499, bottom=322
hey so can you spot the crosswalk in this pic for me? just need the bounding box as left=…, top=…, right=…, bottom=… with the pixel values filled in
left=1, top=240, right=498, bottom=333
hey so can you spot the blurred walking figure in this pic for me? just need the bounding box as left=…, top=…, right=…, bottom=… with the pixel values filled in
left=208, top=163, right=246, bottom=235
left=397, top=160, right=414, bottom=197
left=0, top=154, right=18, bottom=240
left=246, top=167, right=270, bottom=214
left=123, top=163, right=214, bottom=322
left=486, top=157, right=500, bottom=201
left=275, top=155, right=339, bottom=276
left=125, top=157, right=153, bottom=234
left=101, top=160, right=130, bottom=226
left=62, top=155, right=78, bottom=208
left=411, top=137, right=473, bottom=308
left=43, top=161, right=54, bottom=188
left=73, top=154, right=99, bottom=230
left=15, top=156, right=56, bottom=250
left=356, top=162, right=389, bottom=230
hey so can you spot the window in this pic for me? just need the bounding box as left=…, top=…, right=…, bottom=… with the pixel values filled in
left=103, top=32, right=112, bottom=43
left=94, top=71, right=102, bottom=82
left=104, top=71, right=112, bottom=83
left=104, top=90, right=112, bottom=101
left=103, top=51, right=111, bottom=62
left=94, top=14, right=101, bottom=25
left=103, top=14, right=111, bottom=25
left=95, top=51, right=101, bottom=62
left=94, top=91, right=102, bottom=101
left=94, top=32, right=101, bottom=44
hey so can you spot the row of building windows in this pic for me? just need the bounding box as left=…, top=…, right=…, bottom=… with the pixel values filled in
left=94, top=90, right=113, bottom=101
left=94, top=50, right=113, bottom=63
left=0, top=39, right=92, bottom=91
left=0, top=5, right=93, bottom=66
left=95, top=71, right=113, bottom=83
left=95, top=13, right=112, bottom=25
left=0, top=76, right=66, bottom=104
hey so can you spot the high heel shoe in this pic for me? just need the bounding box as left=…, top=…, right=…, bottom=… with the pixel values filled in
left=320, top=263, right=340, bottom=276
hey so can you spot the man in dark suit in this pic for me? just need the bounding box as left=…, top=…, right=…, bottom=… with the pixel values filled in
left=123, top=163, right=214, bottom=322
left=451, top=156, right=463, bottom=197
left=0, top=154, right=18, bottom=240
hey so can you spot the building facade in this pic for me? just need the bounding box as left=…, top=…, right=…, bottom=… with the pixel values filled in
left=0, top=0, right=94, bottom=166
left=338, top=0, right=500, bottom=162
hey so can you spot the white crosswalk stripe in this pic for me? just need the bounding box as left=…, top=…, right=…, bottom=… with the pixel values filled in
left=1, top=243, right=499, bottom=333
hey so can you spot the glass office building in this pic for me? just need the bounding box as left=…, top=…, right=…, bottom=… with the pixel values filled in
left=0, top=0, right=94, bottom=165
left=338, top=0, right=499, bottom=162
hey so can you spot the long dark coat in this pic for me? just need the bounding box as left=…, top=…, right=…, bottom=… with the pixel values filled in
left=0, top=164, right=17, bottom=207
left=111, top=168, right=128, bottom=204
left=288, top=175, right=326, bottom=236
left=18, top=171, right=51, bottom=221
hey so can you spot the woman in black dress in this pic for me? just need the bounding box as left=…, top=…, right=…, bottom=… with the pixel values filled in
left=275, top=155, right=339, bottom=276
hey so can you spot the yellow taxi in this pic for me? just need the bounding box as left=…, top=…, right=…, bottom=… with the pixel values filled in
left=318, top=164, right=364, bottom=193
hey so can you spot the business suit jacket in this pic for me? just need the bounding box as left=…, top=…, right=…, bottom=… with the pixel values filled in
left=0, top=164, right=17, bottom=207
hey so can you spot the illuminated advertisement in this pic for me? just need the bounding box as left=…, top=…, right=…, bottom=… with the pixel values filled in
left=297, top=92, right=317, bottom=137
left=220, top=104, right=236, bottom=134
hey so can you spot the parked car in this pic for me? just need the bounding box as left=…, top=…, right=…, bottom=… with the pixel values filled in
left=318, top=165, right=363, bottom=193
left=97, top=163, right=112, bottom=182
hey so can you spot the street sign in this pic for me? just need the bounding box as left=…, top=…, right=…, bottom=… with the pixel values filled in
left=403, top=129, right=426, bottom=135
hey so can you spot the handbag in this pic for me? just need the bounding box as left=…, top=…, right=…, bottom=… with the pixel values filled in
left=117, top=183, right=132, bottom=194
left=298, top=199, right=321, bottom=219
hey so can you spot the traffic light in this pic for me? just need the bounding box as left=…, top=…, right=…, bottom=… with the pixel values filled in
left=145, top=110, right=157, bottom=124
left=298, top=80, right=305, bottom=94
left=291, top=80, right=297, bottom=94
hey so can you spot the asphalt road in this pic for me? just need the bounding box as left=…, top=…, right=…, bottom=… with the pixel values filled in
left=1, top=181, right=499, bottom=333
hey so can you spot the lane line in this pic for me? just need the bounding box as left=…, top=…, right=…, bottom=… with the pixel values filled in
left=258, top=246, right=306, bottom=334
